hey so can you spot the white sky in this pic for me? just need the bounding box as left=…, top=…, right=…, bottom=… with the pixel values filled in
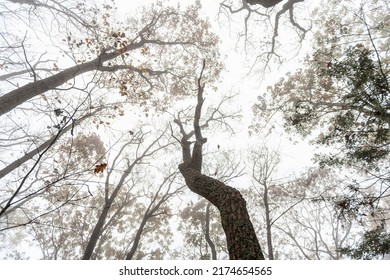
left=112, top=0, right=318, bottom=180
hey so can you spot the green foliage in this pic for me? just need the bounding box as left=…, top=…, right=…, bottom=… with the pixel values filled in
left=312, top=45, right=389, bottom=167
left=259, top=43, right=390, bottom=169
left=341, top=222, right=390, bottom=259
left=250, top=1, right=390, bottom=226
left=315, top=51, right=389, bottom=167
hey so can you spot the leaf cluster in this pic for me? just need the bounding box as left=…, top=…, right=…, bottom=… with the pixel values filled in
left=341, top=221, right=390, bottom=259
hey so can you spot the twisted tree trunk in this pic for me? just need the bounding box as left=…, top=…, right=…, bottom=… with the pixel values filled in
left=179, top=165, right=264, bottom=259
left=175, top=60, right=264, bottom=259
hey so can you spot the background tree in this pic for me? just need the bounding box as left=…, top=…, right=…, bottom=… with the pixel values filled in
left=82, top=125, right=172, bottom=259
left=252, top=0, right=390, bottom=221
left=249, top=145, right=281, bottom=259
left=273, top=170, right=356, bottom=260
left=0, top=0, right=222, bottom=232
left=341, top=221, right=390, bottom=259
left=177, top=199, right=227, bottom=260
left=246, top=161, right=363, bottom=259
left=21, top=123, right=182, bottom=260
left=219, top=0, right=310, bottom=70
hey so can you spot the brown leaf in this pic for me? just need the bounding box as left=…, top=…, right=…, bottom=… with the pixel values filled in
left=94, top=163, right=107, bottom=173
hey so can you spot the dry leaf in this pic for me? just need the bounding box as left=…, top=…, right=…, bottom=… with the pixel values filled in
left=94, top=163, right=107, bottom=173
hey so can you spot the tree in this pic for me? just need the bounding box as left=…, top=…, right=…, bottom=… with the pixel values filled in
left=0, top=1, right=222, bottom=232
left=0, top=93, right=118, bottom=221
left=0, top=2, right=221, bottom=116
left=252, top=0, right=390, bottom=217
left=174, top=60, right=264, bottom=259
left=341, top=221, right=390, bottom=259
left=82, top=126, right=172, bottom=259
left=178, top=199, right=227, bottom=260
left=22, top=124, right=181, bottom=260
left=247, top=163, right=362, bottom=259
left=219, top=0, right=309, bottom=69
left=176, top=148, right=244, bottom=260
left=249, top=146, right=280, bottom=259
left=124, top=172, right=182, bottom=260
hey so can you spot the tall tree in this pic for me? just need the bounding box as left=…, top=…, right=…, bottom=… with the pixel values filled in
left=174, top=61, right=264, bottom=259
left=176, top=199, right=227, bottom=260
left=219, top=0, right=309, bottom=68
left=0, top=2, right=221, bottom=116
left=252, top=0, right=390, bottom=218
left=249, top=146, right=281, bottom=259
left=82, top=126, right=171, bottom=259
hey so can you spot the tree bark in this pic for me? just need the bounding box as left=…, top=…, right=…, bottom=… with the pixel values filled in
left=179, top=165, right=264, bottom=260
left=0, top=42, right=142, bottom=117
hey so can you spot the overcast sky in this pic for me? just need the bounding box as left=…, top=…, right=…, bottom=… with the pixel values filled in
left=111, top=0, right=318, bottom=180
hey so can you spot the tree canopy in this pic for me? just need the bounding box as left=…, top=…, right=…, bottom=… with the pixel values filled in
left=1, top=0, right=389, bottom=261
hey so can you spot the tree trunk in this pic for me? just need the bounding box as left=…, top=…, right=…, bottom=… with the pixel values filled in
left=205, top=202, right=217, bottom=260
left=125, top=215, right=148, bottom=260
left=175, top=60, right=264, bottom=260
left=179, top=165, right=264, bottom=260
left=0, top=42, right=142, bottom=117
left=263, top=184, right=274, bottom=259
left=82, top=204, right=111, bottom=260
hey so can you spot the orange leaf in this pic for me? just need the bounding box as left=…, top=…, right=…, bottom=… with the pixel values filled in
left=94, top=163, right=107, bottom=173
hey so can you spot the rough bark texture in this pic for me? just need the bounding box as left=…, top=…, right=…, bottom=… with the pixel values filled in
left=179, top=165, right=264, bottom=260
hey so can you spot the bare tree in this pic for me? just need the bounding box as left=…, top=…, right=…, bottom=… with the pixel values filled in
left=219, top=0, right=309, bottom=68
left=275, top=198, right=354, bottom=260
left=82, top=126, right=172, bottom=259
left=125, top=172, right=183, bottom=260
left=250, top=146, right=280, bottom=259
left=177, top=199, right=226, bottom=260
left=0, top=2, right=222, bottom=117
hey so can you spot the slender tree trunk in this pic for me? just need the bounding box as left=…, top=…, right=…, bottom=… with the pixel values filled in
left=82, top=203, right=111, bottom=260
left=205, top=202, right=217, bottom=260
left=0, top=109, right=98, bottom=180
left=125, top=216, right=148, bottom=260
left=263, top=184, right=274, bottom=259
left=82, top=178, right=124, bottom=259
